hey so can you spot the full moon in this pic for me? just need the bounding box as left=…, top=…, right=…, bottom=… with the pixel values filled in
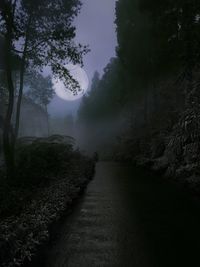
left=53, top=64, right=89, bottom=101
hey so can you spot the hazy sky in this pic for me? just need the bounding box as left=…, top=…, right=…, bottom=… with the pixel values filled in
left=49, top=0, right=117, bottom=117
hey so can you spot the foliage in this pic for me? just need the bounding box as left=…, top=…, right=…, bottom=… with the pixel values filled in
left=25, top=72, right=55, bottom=107
left=78, top=58, right=124, bottom=123
left=0, top=0, right=88, bottom=87
left=0, top=0, right=89, bottom=177
left=0, top=133, right=95, bottom=266
left=15, top=139, right=74, bottom=186
left=78, top=0, right=200, bottom=183
left=0, top=153, right=95, bottom=267
left=166, top=104, right=200, bottom=166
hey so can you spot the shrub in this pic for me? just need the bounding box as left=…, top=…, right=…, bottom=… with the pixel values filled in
left=15, top=142, right=74, bottom=186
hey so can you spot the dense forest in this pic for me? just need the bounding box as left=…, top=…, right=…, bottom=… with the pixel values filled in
left=1, top=0, right=200, bottom=266
left=78, top=0, right=200, bottom=188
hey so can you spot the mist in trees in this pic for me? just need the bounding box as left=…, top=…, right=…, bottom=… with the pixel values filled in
left=77, top=0, right=200, bottom=175
left=0, top=0, right=88, bottom=178
left=0, top=2, right=94, bottom=263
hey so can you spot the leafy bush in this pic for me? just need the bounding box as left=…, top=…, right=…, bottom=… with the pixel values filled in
left=0, top=158, right=94, bottom=267
left=0, top=144, right=95, bottom=267
left=166, top=107, right=200, bottom=166
left=15, top=141, right=74, bottom=186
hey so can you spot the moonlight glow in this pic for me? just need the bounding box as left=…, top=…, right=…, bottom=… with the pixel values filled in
left=53, top=64, right=89, bottom=101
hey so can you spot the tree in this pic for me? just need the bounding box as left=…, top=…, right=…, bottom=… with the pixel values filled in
left=0, top=0, right=88, bottom=177
left=25, top=72, right=55, bottom=136
left=78, top=58, right=123, bottom=123
left=89, top=71, right=100, bottom=94
left=137, top=0, right=200, bottom=102
left=115, top=0, right=200, bottom=126
left=26, top=72, right=54, bottom=107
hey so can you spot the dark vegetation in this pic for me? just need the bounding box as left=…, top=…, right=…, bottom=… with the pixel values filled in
left=78, top=0, right=200, bottom=191
left=0, top=1, right=94, bottom=266
left=0, top=0, right=88, bottom=178
left=0, top=136, right=95, bottom=267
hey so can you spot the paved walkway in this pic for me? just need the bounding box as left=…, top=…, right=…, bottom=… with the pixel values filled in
left=40, top=162, right=200, bottom=267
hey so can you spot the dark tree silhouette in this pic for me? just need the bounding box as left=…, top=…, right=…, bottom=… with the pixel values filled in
left=78, top=58, right=123, bottom=123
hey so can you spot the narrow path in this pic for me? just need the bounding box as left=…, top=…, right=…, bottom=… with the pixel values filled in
left=41, top=162, right=200, bottom=267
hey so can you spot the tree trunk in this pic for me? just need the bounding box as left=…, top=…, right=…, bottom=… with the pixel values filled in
left=144, top=85, right=149, bottom=127
left=14, top=58, right=25, bottom=142
left=183, top=2, right=194, bottom=107
left=45, top=105, right=50, bottom=137
left=3, top=33, right=15, bottom=178
left=14, top=18, right=31, bottom=142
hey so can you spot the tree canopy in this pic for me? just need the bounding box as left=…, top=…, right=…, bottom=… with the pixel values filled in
left=25, top=72, right=55, bottom=108
left=0, top=0, right=88, bottom=177
left=78, top=58, right=124, bottom=123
